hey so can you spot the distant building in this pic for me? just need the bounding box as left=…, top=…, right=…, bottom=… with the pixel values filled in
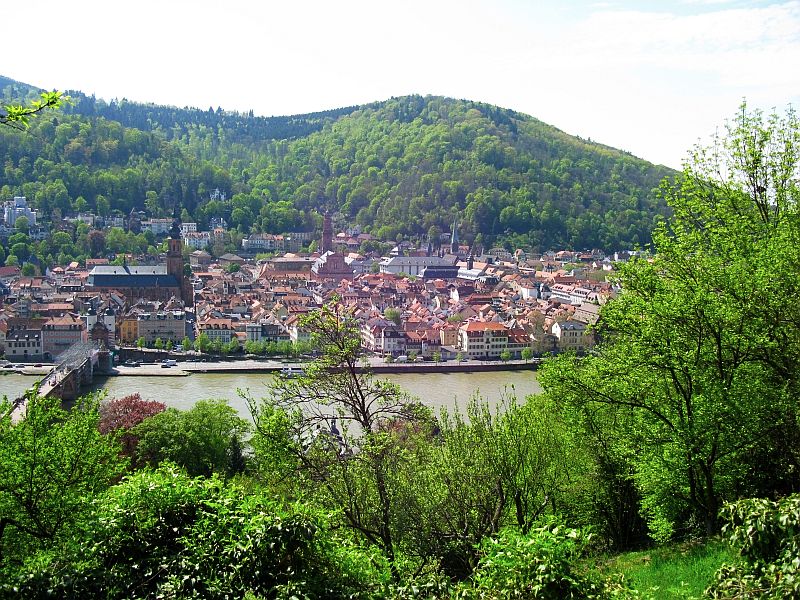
left=41, top=314, right=87, bottom=358
left=552, top=320, right=590, bottom=352
left=458, top=321, right=509, bottom=360
left=141, top=218, right=173, bottom=236
left=242, top=233, right=284, bottom=253
left=380, top=256, right=456, bottom=277
left=3, top=196, right=38, bottom=227
left=87, top=220, right=193, bottom=305
left=136, top=310, right=186, bottom=344
left=5, top=329, right=43, bottom=361
left=183, top=231, right=211, bottom=249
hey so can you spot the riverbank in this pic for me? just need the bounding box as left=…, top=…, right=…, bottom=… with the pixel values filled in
left=112, top=356, right=540, bottom=377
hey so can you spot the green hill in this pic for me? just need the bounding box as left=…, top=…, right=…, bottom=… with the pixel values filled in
left=1, top=77, right=675, bottom=251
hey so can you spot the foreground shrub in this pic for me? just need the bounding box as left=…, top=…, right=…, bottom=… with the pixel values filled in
left=707, top=494, right=800, bottom=599
left=5, top=466, right=383, bottom=599
left=454, top=520, right=630, bottom=599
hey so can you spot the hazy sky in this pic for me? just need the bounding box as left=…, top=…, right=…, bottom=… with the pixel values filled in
left=4, top=0, right=799, bottom=169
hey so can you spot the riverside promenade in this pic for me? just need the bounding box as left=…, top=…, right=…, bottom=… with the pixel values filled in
left=111, top=357, right=541, bottom=377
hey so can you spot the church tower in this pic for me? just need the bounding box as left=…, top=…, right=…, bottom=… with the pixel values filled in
left=450, top=217, right=459, bottom=255
left=321, top=211, right=333, bottom=253
left=166, top=219, right=193, bottom=306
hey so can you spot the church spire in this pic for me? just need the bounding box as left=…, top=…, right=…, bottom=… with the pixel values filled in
left=321, top=211, right=333, bottom=253
left=450, top=217, right=459, bottom=255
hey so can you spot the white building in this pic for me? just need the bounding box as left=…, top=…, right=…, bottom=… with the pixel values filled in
left=184, top=231, right=212, bottom=249
left=379, top=256, right=455, bottom=277
left=552, top=320, right=590, bottom=352
left=458, top=321, right=509, bottom=360
left=181, top=222, right=198, bottom=235
left=3, top=197, right=38, bottom=227
left=141, top=219, right=173, bottom=236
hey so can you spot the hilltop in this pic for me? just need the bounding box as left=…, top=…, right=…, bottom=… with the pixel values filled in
left=1, top=76, right=675, bottom=251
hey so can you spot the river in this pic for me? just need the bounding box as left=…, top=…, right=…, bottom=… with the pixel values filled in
left=1, top=370, right=542, bottom=418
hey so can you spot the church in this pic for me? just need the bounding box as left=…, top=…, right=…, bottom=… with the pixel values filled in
left=311, top=212, right=355, bottom=281
left=87, top=220, right=193, bottom=306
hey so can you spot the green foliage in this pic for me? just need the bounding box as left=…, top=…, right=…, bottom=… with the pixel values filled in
left=454, top=521, right=626, bottom=599
left=540, top=104, right=800, bottom=542
left=0, top=90, right=63, bottom=129
left=395, top=395, right=582, bottom=579
left=133, top=399, right=249, bottom=477
left=193, top=332, right=212, bottom=353
left=0, top=81, right=671, bottom=252
left=707, top=495, right=800, bottom=599
left=251, top=301, right=427, bottom=579
left=6, top=466, right=382, bottom=599
left=0, top=391, right=124, bottom=567
left=384, top=307, right=402, bottom=326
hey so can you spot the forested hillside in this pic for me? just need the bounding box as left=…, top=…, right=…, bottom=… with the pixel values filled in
left=1, top=76, right=674, bottom=251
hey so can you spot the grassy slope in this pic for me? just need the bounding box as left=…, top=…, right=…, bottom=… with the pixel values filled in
left=593, top=540, right=738, bottom=599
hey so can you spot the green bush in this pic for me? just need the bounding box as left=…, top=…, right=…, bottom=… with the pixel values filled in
left=6, top=466, right=382, bottom=599
left=707, top=494, right=800, bottom=599
left=455, top=521, right=629, bottom=599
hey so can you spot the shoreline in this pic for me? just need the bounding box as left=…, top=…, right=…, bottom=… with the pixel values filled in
left=111, top=357, right=540, bottom=377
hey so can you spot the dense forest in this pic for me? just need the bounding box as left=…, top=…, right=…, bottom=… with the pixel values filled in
left=1, top=76, right=674, bottom=252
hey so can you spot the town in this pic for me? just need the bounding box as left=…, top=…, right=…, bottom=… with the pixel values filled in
left=0, top=195, right=632, bottom=368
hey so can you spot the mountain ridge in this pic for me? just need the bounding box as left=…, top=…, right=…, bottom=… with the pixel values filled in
left=1, top=75, right=675, bottom=252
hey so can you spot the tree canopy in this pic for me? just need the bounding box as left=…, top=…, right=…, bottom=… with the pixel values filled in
left=540, top=103, right=800, bottom=540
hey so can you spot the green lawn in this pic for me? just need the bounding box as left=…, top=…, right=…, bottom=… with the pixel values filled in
left=595, top=539, right=737, bottom=599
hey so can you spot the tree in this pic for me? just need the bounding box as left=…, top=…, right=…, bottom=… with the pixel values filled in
left=500, top=349, right=511, bottom=362
left=133, top=399, right=250, bottom=477
left=153, top=337, right=164, bottom=350
left=0, top=91, right=63, bottom=129
left=88, top=229, right=106, bottom=257
left=13, top=215, right=29, bottom=234
left=136, top=336, right=146, bottom=349
left=249, top=301, right=427, bottom=579
left=99, top=394, right=166, bottom=457
left=521, top=347, right=534, bottom=363
left=384, top=307, right=402, bottom=326
left=395, top=396, right=581, bottom=579
left=541, top=104, right=800, bottom=540
left=0, top=391, right=124, bottom=565
left=194, top=332, right=212, bottom=353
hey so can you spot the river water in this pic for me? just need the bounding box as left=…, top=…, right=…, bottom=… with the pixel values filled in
left=1, top=370, right=542, bottom=418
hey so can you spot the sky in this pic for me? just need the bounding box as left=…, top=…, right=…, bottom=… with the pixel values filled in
left=3, top=0, right=799, bottom=169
